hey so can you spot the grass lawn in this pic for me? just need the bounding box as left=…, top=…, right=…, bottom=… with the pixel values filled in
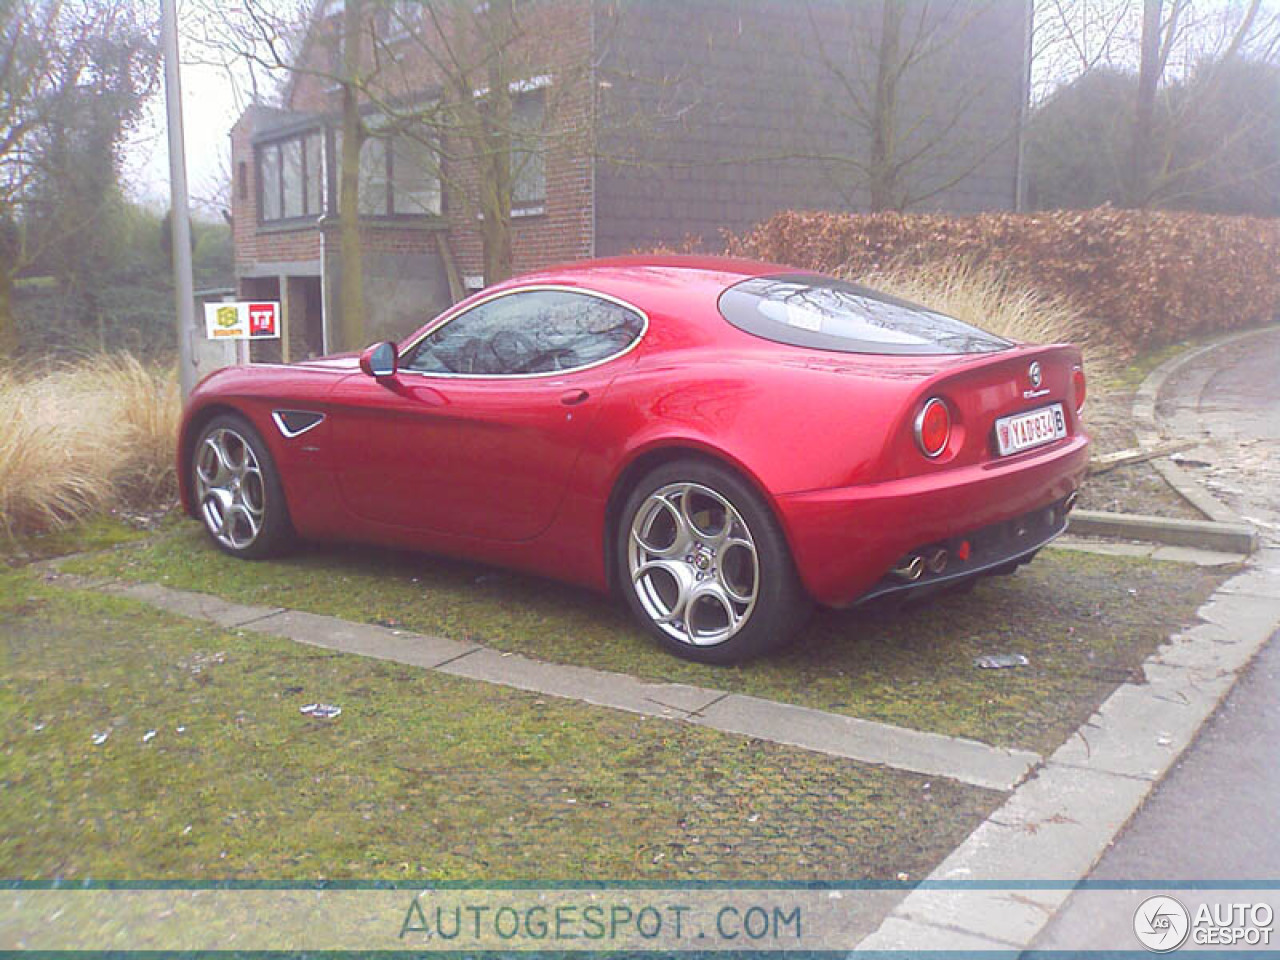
left=0, top=565, right=998, bottom=882
left=2, top=514, right=159, bottom=563
left=61, top=524, right=1231, bottom=756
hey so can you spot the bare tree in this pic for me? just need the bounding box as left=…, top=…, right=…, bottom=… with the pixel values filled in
left=1032, top=0, right=1279, bottom=210
left=0, top=0, right=158, bottom=356
left=802, top=0, right=1021, bottom=213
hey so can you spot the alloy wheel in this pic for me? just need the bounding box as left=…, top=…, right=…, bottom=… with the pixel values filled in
left=194, top=427, right=267, bottom=551
left=627, top=481, right=760, bottom=646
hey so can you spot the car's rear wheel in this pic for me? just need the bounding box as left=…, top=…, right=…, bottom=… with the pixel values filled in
left=618, top=460, right=810, bottom=664
left=191, top=414, right=291, bottom=558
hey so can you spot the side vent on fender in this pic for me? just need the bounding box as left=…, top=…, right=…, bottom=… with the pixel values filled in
left=272, top=410, right=326, bottom=438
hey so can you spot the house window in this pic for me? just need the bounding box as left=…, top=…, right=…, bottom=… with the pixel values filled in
left=358, top=137, right=389, bottom=216
left=282, top=138, right=304, bottom=217
left=358, top=126, right=442, bottom=217
left=511, top=92, right=546, bottom=215
left=257, top=131, right=324, bottom=222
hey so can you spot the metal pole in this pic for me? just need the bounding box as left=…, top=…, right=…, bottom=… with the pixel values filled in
left=161, top=0, right=197, bottom=399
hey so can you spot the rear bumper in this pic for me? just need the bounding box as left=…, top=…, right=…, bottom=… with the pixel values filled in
left=775, top=435, right=1090, bottom=607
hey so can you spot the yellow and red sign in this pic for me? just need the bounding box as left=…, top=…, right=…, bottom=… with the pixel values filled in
left=204, top=301, right=280, bottom=340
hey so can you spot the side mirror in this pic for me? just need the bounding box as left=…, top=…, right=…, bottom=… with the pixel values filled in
left=359, top=341, right=398, bottom=378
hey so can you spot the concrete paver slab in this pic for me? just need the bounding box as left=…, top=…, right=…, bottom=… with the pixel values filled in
left=240, top=609, right=478, bottom=669
left=1217, top=568, right=1280, bottom=599
left=925, top=763, right=1153, bottom=883
left=892, top=886, right=1066, bottom=948
left=435, top=647, right=724, bottom=719
left=691, top=694, right=1039, bottom=792
left=856, top=915, right=1018, bottom=950
left=1048, top=669, right=1234, bottom=780
left=1149, top=545, right=1248, bottom=566
left=1195, top=591, right=1280, bottom=642
left=1048, top=538, right=1155, bottom=559
left=103, top=581, right=284, bottom=629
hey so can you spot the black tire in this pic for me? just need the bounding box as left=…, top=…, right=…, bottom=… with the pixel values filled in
left=190, top=413, right=292, bottom=559
left=617, top=459, right=812, bottom=664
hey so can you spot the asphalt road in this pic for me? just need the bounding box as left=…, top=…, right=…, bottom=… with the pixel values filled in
left=1033, top=329, right=1280, bottom=951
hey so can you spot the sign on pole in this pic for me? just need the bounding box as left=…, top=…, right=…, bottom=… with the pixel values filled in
left=204, top=301, right=281, bottom=340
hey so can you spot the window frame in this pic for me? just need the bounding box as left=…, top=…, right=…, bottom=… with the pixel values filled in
left=256, top=131, right=325, bottom=225
left=398, top=284, right=650, bottom=380
left=509, top=89, right=547, bottom=217
left=356, top=120, right=444, bottom=220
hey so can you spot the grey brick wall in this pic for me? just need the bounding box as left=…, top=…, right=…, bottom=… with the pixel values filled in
left=593, top=0, right=1029, bottom=255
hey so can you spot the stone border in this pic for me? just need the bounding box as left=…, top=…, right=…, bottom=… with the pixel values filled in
left=1132, top=325, right=1280, bottom=526
left=1068, top=509, right=1257, bottom=554
left=1048, top=536, right=1245, bottom=567
left=42, top=568, right=1040, bottom=793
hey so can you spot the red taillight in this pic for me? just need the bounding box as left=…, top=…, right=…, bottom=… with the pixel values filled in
left=1072, top=367, right=1087, bottom=413
left=915, top=397, right=951, bottom=458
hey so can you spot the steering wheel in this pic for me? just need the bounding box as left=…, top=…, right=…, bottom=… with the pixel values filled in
left=489, top=330, right=539, bottom=374
left=541, top=347, right=581, bottom=372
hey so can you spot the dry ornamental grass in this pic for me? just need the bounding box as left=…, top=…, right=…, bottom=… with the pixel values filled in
left=850, top=258, right=1121, bottom=384
left=0, top=354, right=180, bottom=536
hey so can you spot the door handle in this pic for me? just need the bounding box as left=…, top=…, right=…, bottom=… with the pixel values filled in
left=560, top=388, right=590, bottom=406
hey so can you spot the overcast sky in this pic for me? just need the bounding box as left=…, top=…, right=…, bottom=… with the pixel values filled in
left=126, top=56, right=239, bottom=216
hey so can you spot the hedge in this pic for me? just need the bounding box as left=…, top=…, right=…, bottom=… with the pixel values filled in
left=723, top=207, right=1280, bottom=350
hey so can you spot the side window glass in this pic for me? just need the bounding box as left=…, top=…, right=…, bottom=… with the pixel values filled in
left=405, top=290, right=644, bottom=376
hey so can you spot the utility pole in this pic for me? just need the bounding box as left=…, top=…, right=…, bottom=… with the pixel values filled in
left=161, top=0, right=197, bottom=399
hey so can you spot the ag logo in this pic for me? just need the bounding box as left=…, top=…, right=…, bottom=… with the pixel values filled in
left=1028, top=360, right=1043, bottom=389
left=1134, top=895, right=1190, bottom=952
left=215, top=305, right=239, bottom=329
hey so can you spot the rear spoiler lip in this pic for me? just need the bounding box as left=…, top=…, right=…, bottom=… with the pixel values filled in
left=911, top=341, right=1082, bottom=395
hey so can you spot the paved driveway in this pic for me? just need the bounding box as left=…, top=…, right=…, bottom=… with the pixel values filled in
left=1158, top=327, right=1280, bottom=541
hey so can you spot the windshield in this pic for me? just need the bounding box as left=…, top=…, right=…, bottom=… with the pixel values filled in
left=718, top=274, right=1012, bottom=356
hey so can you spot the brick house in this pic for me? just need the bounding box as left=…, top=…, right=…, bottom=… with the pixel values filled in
left=230, top=0, right=1032, bottom=360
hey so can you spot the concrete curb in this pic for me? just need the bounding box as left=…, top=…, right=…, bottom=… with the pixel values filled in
left=1068, top=509, right=1257, bottom=554
left=1132, top=326, right=1280, bottom=527
left=1048, top=536, right=1246, bottom=567
left=40, top=566, right=1040, bottom=793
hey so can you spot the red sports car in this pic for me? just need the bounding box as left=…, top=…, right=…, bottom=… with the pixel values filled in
left=179, top=256, right=1089, bottom=663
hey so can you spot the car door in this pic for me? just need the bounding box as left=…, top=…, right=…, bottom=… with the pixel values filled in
left=328, top=286, right=646, bottom=542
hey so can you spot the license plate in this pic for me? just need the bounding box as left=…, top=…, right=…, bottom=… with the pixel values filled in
left=995, top=403, right=1067, bottom=456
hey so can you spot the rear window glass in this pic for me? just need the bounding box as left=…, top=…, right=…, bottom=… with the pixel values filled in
left=718, top=274, right=1012, bottom=356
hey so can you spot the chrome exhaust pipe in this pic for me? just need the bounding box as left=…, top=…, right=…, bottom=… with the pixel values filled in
left=892, top=555, right=925, bottom=581
left=924, top=548, right=949, bottom=574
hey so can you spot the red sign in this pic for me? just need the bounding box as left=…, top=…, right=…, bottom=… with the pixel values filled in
left=248, top=302, right=278, bottom=337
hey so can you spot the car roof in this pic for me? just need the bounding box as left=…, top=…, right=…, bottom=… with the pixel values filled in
left=504, top=254, right=803, bottom=300
left=488, top=256, right=813, bottom=348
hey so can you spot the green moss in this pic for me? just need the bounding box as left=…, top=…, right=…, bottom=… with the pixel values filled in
left=1102, top=331, right=1238, bottom=391
left=0, top=567, right=997, bottom=881
left=63, top=525, right=1230, bottom=755
left=1, top=514, right=162, bottom=563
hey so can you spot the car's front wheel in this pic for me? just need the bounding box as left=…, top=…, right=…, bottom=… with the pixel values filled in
left=619, top=460, right=811, bottom=664
left=191, top=414, right=291, bottom=558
